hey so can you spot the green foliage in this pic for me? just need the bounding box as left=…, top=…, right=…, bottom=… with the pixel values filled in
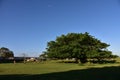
left=0, top=47, right=14, bottom=58
left=46, top=32, right=116, bottom=63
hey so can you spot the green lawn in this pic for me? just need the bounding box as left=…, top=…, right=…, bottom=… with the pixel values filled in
left=0, top=61, right=82, bottom=75
left=0, top=60, right=120, bottom=80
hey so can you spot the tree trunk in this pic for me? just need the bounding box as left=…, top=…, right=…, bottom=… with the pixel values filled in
left=75, top=58, right=79, bottom=63
left=79, top=58, right=87, bottom=63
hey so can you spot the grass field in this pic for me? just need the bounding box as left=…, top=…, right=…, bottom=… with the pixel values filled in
left=0, top=60, right=120, bottom=80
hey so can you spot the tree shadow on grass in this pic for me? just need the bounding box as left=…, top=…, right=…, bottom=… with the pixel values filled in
left=0, top=66, right=120, bottom=80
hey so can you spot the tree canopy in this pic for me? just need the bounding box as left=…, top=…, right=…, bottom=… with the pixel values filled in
left=0, top=47, right=14, bottom=58
left=46, top=32, right=117, bottom=63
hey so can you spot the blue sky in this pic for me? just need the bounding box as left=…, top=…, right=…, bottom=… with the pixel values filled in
left=0, top=0, right=120, bottom=57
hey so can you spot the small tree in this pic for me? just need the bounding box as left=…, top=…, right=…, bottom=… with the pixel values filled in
left=39, top=51, right=48, bottom=61
left=21, top=53, right=27, bottom=63
left=0, top=47, right=14, bottom=58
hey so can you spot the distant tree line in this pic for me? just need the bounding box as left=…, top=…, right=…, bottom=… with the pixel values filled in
left=45, top=32, right=118, bottom=63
